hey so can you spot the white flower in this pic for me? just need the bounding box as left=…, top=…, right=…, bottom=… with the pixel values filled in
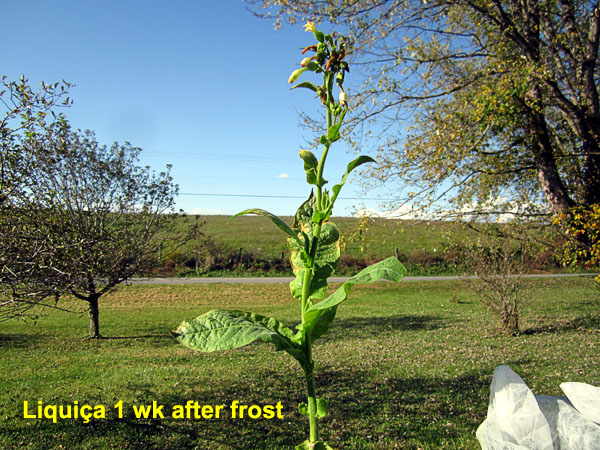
left=339, top=91, right=349, bottom=106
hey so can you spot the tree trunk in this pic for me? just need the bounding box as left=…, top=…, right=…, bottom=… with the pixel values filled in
left=87, top=294, right=101, bottom=338
left=525, top=84, right=576, bottom=215
left=501, top=303, right=519, bottom=336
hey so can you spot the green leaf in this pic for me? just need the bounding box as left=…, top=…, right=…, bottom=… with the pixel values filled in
left=174, top=310, right=305, bottom=363
left=291, top=192, right=315, bottom=232
left=300, top=257, right=406, bottom=343
left=330, top=155, right=376, bottom=207
left=313, top=29, right=325, bottom=43
left=298, top=403, right=309, bottom=416
left=299, top=150, right=318, bottom=169
left=230, top=208, right=302, bottom=248
left=327, top=123, right=341, bottom=142
left=300, top=150, right=319, bottom=185
left=296, top=441, right=334, bottom=450
left=291, top=81, right=318, bottom=92
left=288, top=194, right=340, bottom=299
left=316, top=398, right=328, bottom=418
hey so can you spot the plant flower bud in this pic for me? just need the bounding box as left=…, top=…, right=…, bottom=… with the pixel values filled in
left=301, top=57, right=313, bottom=67
left=288, top=67, right=309, bottom=84
left=339, top=91, right=348, bottom=106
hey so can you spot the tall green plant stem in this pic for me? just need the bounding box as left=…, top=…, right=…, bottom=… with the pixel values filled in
left=301, top=221, right=323, bottom=443
left=303, top=361, right=319, bottom=443
left=316, top=146, right=329, bottom=211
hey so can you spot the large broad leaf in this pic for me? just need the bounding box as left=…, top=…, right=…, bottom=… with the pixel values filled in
left=288, top=194, right=340, bottom=300
left=299, top=257, right=406, bottom=343
left=173, top=310, right=305, bottom=364
left=230, top=208, right=302, bottom=249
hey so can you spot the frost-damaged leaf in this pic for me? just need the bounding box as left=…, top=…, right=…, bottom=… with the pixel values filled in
left=300, top=257, right=406, bottom=343
left=296, top=440, right=334, bottom=450
left=288, top=196, right=340, bottom=299
left=174, top=310, right=305, bottom=363
left=230, top=208, right=302, bottom=248
left=288, top=222, right=340, bottom=299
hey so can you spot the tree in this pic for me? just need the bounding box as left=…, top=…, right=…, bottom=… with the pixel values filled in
left=555, top=203, right=600, bottom=284
left=248, top=0, right=600, bottom=223
left=5, top=122, right=179, bottom=337
left=1, top=76, right=72, bottom=322
left=449, top=225, right=535, bottom=335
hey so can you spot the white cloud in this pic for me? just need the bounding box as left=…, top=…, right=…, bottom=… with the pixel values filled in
left=354, top=204, right=432, bottom=220
left=277, top=173, right=290, bottom=179
left=355, top=199, right=549, bottom=222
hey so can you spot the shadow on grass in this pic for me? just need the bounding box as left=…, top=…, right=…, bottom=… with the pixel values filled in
left=523, top=315, right=600, bottom=335
left=101, top=334, right=172, bottom=340
left=0, top=363, right=505, bottom=450
left=330, top=314, right=445, bottom=338
left=0, top=333, right=48, bottom=349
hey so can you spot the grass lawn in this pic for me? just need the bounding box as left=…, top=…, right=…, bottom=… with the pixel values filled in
left=1, top=277, right=598, bottom=449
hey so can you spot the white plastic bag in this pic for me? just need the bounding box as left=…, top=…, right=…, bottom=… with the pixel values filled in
left=477, top=366, right=600, bottom=450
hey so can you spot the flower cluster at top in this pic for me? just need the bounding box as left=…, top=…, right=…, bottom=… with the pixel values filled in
left=288, top=22, right=351, bottom=110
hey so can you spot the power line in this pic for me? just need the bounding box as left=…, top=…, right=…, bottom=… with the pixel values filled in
left=179, top=192, right=393, bottom=201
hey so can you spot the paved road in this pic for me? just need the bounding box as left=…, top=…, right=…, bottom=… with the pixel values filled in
left=129, top=273, right=597, bottom=285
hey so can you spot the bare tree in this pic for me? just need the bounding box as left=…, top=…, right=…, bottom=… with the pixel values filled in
left=4, top=121, right=179, bottom=337
left=450, top=226, right=535, bottom=335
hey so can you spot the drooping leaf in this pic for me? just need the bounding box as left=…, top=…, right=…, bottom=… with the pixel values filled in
left=299, top=150, right=319, bottom=185
left=300, top=257, right=406, bottom=343
left=230, top=208, right=302, bottom=249
left=173, top=310, right=305, bottom=363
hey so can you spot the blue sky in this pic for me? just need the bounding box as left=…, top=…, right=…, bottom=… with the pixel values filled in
left=2, top=0, right=388, bottom=216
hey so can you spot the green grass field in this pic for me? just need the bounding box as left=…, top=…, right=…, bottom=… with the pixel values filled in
left=1, top=277, right=598, bottom=449
left=193, top=215, right=471, bottom=260
left=165, top=215, right=487, bottom=277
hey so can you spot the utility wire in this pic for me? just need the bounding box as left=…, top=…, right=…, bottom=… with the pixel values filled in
left=179, top=192, right=394, bottom=201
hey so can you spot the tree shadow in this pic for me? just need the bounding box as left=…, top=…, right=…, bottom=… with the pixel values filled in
left=522, top=315, right=600, bottom=335
left=0, top=333, right=49, bottom=349
left=328, top=314, right=445, bottom=338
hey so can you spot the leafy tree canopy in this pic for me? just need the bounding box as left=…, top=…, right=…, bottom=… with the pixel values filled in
left=249, top=0, right=600, bottom=222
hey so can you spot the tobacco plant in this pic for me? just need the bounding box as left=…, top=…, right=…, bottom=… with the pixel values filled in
left=173, top=22, right=406, bottom=449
